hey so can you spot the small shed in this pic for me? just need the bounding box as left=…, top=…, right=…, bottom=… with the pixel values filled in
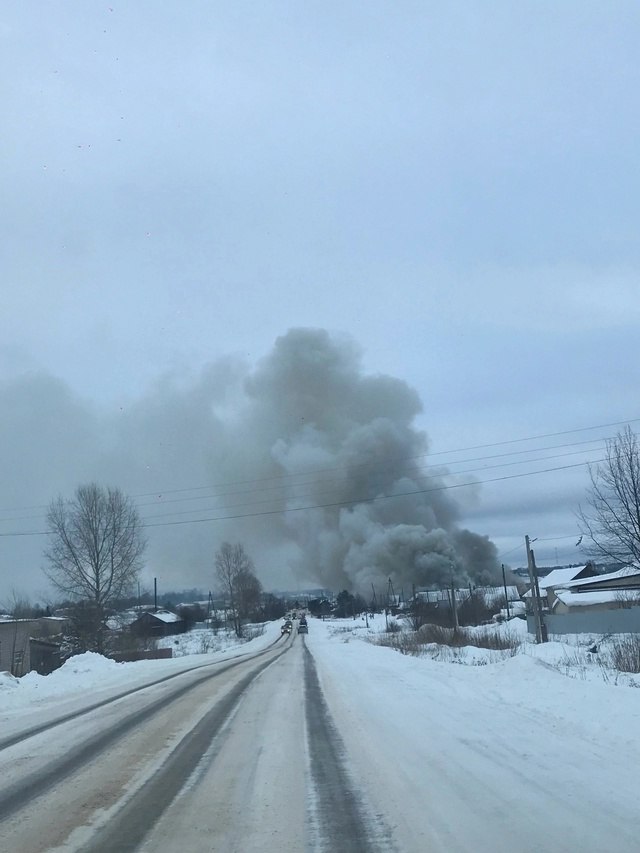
left=0, top=618, right=36, bottom=676
left=130, top=609, right=186, bottom=638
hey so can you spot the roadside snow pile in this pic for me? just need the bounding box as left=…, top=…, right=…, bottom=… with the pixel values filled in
left=59, top=651, right=123, bottom=675
left=18, top=652, right=126, bottom=698
left=324, top=615, right=640, bottom=687
left=0, top=671, right=20, bottom=692
left=0, top=621, right=282, bottom=718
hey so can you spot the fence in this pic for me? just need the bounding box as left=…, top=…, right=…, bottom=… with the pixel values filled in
left=527, top=607, right=640, bottom=636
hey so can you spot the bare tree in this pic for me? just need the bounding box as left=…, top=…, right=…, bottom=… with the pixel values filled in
left=1, top=589, right=40, bottom=619
left=44, top=483, right=146, bottom=653
left=214, top=542, right=258, bottom=637
left=578, top=427, right=640, bottom=565
left=236, top=566, right=262, bottom=621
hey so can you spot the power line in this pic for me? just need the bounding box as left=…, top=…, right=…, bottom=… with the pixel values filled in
left=139, top=459, right=600, bottom=529
left=0, top=443, right=606, bottom=529
left=427, top=417, right=640, bottom=457
left=3, top=414, right=633, bottom=516
left=135, top=447, right=605, bottom=524
left=0, top=432, right=612, bottom=522
left=0, top=457, right=599, bottom=538
left=0, top=412, right=636, bottom=535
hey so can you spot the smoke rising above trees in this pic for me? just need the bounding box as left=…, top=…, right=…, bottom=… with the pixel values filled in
left=0, top=328, right=499, bottom=597
left=237, top=328, right=500, bottom=592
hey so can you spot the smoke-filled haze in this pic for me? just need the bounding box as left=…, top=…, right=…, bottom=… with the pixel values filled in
left=1, top=329, right=500, bottom=600
left=1, top=2, right=639, bottom=602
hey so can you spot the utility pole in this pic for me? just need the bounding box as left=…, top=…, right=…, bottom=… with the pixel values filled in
left=525, top=535, right=547, bottom=643
left=450, top=576, right=459, bottom=632
left=501, top=564, right=511, bottom=619
left=387, top=577, right=396, bottom=610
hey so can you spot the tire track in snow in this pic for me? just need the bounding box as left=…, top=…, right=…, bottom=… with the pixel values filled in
left=79, top=651, right=283, bottom=853
left=304, top=643, right=396, bottom=853
left=0, top=636, right=289, bottom=823
left=0, top=633, right=286, bottom=753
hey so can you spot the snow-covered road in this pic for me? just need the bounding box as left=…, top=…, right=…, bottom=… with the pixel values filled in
left=2, top=618, right=639, bottom=851
left=0, top=630, right=291, bottom=852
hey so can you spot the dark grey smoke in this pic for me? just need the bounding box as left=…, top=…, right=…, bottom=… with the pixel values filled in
left=243, top=328, right=499, bottom=593
left=0, top=329, right=498, bottom=600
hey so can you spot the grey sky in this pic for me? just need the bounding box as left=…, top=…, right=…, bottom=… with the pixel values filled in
left=1, top=2, right=639, bottom=600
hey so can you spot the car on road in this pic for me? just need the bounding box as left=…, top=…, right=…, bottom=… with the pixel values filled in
left=298, top=624, right=308, bottom=634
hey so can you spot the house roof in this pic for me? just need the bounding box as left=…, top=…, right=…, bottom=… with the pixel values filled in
left=560, top=565, right=640, bottom=590
left=539, top=565, right=596, bottom=589
left=523, top=565, right=596, bottom=597
left=553, top=588, right=639, bottom=609
left=147, top=609, right=183, bottom=623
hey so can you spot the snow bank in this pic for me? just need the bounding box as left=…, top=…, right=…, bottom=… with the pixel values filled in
left=0, top=620, right=282, bottom=717
left=305, top=617, right=640, bottom=852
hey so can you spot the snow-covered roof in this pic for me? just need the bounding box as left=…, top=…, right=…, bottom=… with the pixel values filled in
left=538, top=566, right=594, bottom=590
left=107, top=610, right=140, bottom=628
left=560, top=565, right=640, bottom=590
left=0, top=617, right=37, bottom=624
left=147, top=609, right=183, bottom=623
left=553, top=589, right=640, bottom=608
left=483, top=585, right=521, bottom=602
left=522, top=566, right=595, bottom=598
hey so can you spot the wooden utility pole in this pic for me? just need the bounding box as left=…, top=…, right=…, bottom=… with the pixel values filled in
left=501, top=564, right=511, bottom=619
left=525, top=535, right=547, bottom=643
left=450, top=576, right=459, bottom=632
left=387, top=577, right=396, bottom=609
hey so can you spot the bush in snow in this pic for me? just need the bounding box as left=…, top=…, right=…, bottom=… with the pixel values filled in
left=372, top=622, right=521, bottom=657
left=607, top=635, right=640, bottom=674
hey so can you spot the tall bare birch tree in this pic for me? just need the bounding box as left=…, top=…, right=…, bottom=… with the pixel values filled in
left=44, top=483, right=146, bottom=652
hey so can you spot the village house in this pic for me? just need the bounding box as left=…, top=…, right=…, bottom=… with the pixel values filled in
left=523, top=564, right=598, bottom=609
left=129, top=609, right=186, bottom=638
left=550, top=565, right=640, bottom=614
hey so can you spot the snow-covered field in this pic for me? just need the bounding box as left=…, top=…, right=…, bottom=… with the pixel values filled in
left=305, top=617, right=640, bottom=851
left=325, top=611, right=640, bottom=685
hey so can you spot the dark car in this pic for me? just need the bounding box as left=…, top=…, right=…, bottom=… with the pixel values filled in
left=298, top=623, right=308, bottom=634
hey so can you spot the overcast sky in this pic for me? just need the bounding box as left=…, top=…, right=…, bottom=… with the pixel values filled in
left=2, top=2, right=639, bottom=603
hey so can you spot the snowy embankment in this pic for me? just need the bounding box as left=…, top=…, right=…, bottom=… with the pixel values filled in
left=0, top=620, right=281, bottom=727
left=305, top=617, right=640, bottom=853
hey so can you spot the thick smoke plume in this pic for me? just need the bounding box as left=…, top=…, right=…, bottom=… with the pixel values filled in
left=0, top=328, right=498, bottom=599
left=243, top=329, right=499, bottom=593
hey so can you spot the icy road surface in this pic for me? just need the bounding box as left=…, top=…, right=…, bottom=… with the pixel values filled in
left=1, top=618, right=640, bottom=851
